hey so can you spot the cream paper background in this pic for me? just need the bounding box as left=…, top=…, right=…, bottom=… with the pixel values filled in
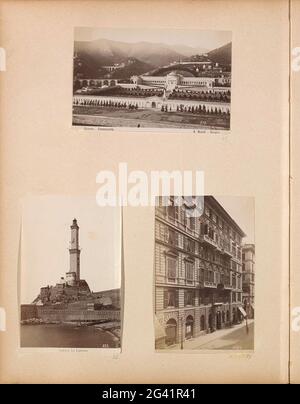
left=0, top=0, right=289, bottom=383
left=291, top=0, right=300, bottom=385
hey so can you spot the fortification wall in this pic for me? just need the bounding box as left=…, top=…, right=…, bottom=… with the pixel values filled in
left=21, top=304, right=38, bottom=320
left=36, top=306, right=120, bottom=322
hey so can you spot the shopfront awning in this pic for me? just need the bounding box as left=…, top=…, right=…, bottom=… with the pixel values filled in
left=238, top=306, right=247, bottom=317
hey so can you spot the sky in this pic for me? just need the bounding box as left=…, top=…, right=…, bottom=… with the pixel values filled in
left=74, top=27, right=232, bottom=51
left=215, top=196, right=255, bottom=245
left=21, top=196, right=121, bottom=304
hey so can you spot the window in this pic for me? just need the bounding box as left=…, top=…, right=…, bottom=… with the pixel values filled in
left=189, top=216, right=195, bottom=231
left=179, top=207, right=186, bottom=225
left=203, top=247, right=208, bottom=259
left=167, top=201, right=179, bottom=222
left=215, top=233, right=219, bottom=245
left=185, top=238, right=195, bottom=253
left=198, top=267, right=205, bottom=282
left=231, top=261, right=237, bottom=271
left=166, top=228, right=178, bottom=246
left=185, top=262, right=194, bottom=282
left=201, top=223, right=209, bottom=235
left=167, top=290, right=176, bottom=307
left=232, top=244, right=237, bottom=257
left=164, top=289, right=177, bottom=308
left=166, top=257, right=177, bottom=280
left=184, top=290, right=194, bottom=306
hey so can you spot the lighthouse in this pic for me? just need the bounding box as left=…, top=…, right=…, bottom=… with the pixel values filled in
left=66, top=218, right=81, bottom=285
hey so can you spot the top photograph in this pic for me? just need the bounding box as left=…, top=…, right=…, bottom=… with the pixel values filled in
left=72, top=27, right=232, bottom=132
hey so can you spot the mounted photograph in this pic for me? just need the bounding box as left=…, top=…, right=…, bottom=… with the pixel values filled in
left=154, top=196, right=255, bottom=351
left=20, top=197, right=122, bottom=350
left=72, top=27, right=232, bottom=132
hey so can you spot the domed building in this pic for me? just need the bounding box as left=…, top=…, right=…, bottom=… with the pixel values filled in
left=165, top=72, right=183, bottom=91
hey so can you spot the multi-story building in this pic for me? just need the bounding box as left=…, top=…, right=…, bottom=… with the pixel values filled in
left=131, top=73, right=217, bottom=89
left=242, top=244, right=255, bottom=319
left=154, top=196, right=246, bottom=348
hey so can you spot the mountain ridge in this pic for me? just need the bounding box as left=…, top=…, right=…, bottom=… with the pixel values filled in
left=74, top=39, right=231, bottom=79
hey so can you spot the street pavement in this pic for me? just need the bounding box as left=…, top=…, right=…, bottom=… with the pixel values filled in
left=170, top=320, right=254, bottom=351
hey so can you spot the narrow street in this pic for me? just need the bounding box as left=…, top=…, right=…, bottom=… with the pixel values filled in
left=170, top=320, right=254, bottom=351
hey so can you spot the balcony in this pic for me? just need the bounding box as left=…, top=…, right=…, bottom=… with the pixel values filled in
left=220, top=246, right=233, bottom=257
left=220, top=276, right=232, bottom=290
left=203, top=281, right=217, bottom=288
left=200, top=234, right=218, bottom=249
left=216, top=243, right=222, bottom=252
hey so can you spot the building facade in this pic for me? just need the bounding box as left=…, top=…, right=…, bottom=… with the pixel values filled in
left=155, top=196, right=246, bottom=348
left=242, top=244, right=255, bottom=319
left=131, top=73, right=217, bottom=89
left=74, top=67, right=231, bottom=118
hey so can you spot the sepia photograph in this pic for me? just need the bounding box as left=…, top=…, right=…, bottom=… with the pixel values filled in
left=20, top=197, right=122, bottom=349
left=154, top=196, right=255, bottom=351
left=72, top=27, right=231, bottom=131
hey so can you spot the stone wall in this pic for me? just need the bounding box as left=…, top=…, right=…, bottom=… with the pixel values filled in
left=36, top=306, right=120, bottom=322
left=20, top=304, right=38, bottom=320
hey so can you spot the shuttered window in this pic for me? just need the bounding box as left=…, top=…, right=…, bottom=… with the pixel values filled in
left=166, top=257, right=177, bottom=279
left=184, top=290, right=194, bottom=306
left=164, top=289, right=178, bottom=308
left=186, top=262, right=194, bottom=281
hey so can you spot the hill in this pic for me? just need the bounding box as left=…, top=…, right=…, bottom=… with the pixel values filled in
left=73, top=38, right=231, bottom=79
left=109, top=59, right=154, bottom=79
left=74, top=38, right=187, bottom=68
left=208, top=42, right=232, bottom=65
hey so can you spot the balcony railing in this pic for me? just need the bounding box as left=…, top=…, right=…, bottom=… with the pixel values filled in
left=221, top=246, right=233, bottom=257
left=200, top=234, right=218, bottom=249
left=203, top=281, right=217, bottom=288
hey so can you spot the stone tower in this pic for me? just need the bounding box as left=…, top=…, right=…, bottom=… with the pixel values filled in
left=69, top=218, right=81, bottom=281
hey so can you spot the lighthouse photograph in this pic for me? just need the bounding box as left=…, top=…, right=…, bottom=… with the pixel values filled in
left=20, top=196, right=122, bottom=350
